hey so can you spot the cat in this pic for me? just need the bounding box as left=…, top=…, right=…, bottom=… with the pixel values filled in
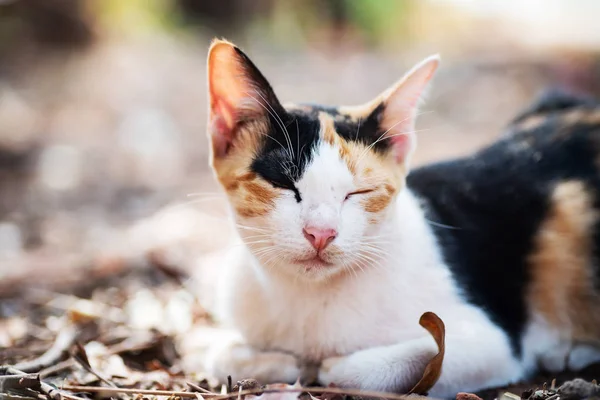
left=201, top=38, right=600, bottom=398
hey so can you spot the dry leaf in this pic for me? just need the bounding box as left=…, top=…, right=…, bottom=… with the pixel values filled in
left=407, top=311, right=446, bottom=395
left=456, top=393, right=483, bottom=400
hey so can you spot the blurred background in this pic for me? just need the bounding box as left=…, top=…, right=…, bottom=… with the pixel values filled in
left=2, top=0, right=600, bottom=288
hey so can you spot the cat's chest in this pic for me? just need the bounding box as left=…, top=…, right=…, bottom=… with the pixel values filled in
left=231, top=266, right=454, bottom=361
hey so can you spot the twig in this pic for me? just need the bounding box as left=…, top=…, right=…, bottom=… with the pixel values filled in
left=60, top=384, right=419, bottom=400
left=12, top=323, right=79, bottom=373
left=186, top=382, right=214, bottom=394
left=60, top=385, right=210, bottom=398
left=38, top=360, right=75, bottom=379
left=39, top=381, right=87, bottom=400
left=71, top=342, right=117, bottom=389
left=0, top=367, right=87, bottom=400
left=0, top=374, right=40, bottom=391
left=0, top=394, right=43, bottom=400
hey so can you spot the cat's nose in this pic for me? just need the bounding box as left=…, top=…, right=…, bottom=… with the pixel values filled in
left=303, top=226, right=337, bottom=252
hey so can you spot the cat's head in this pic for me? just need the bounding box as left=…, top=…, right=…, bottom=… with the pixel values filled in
left=206, top=39, right=439, bottom=281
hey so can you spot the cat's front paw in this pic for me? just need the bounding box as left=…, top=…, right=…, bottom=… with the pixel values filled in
left=318, top=355, right=357, bottom=388
left=204, top=334, right=301, bottom=384
left=318, top=350, right=414, bottom=393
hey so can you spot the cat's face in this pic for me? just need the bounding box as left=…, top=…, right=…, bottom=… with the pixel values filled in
left=206, top=39, right=439, bottom=281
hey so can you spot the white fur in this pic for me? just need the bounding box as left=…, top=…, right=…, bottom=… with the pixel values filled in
left=203, top=50, right=600, bottom=398
left=203, top=139, right=531, bottom=398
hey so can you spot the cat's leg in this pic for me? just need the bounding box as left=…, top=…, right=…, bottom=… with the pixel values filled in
left=319, top=323, right=524, bottom=398
left=204, top=332, right=301, bottom=384
left=568, top=344, right=600, bottom=371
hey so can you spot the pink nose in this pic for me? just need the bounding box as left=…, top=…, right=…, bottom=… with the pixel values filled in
left=303, top=227, right=337, bottom=252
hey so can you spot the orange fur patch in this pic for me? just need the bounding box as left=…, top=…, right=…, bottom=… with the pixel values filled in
left=211, top=120, right=279, bottom=218
left=360, top=178, right=398, bottom=216
left=363, top=192, right=394, bottom=213
left=319, top=112, right=339, bottom=146
left=337, top=98, right=383, bottom=122
left=528, top=180, right=600, bottom=343
left=561, top=109, right=600, bottom=126
left=315, top=112, right=403, bottom=217
left=513, top=115, right=547, bottom=132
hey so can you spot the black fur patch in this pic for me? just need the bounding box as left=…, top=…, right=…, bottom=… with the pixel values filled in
left=232, top=45, right=324, bottom=201
left=409, top=93, right=600, bottom=356
left=234, top=40, right=392, bottom=194
left=511, top=89, right=596, bottom=124
left=250, top=111, right=321, bottom=202
left=296, top=103, right=389, bottom=151
left=250, top=105, right=388, bottom=198
left=333, top=104, right=389, bottom=152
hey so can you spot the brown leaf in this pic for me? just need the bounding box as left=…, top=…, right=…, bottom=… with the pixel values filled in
left=407, top=311, right=446, bottom=395
left=456, top=393, right=483, bottom=400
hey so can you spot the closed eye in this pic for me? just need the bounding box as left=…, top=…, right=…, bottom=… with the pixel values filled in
left=345, top=188, right=375, bottom=201
left=273, top=184, right=302, bottom=202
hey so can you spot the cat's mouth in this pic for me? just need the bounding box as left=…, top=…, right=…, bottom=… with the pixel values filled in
left=296, top=255, right=333, bottom=269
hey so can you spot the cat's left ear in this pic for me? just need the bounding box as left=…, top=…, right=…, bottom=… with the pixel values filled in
left=373, top=55, right=440, bottom=171
left=207, top=39, right=283, bottom=158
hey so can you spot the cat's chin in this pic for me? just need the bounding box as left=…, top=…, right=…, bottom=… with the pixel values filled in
left=288, top=255, right=347, bottom=281
left=296, top=255, right=334, bottom=269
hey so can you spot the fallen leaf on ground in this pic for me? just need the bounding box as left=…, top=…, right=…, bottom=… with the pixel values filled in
left=456, top=393, right=483, bottom=400
left=407, top=311, right=446, bottom=395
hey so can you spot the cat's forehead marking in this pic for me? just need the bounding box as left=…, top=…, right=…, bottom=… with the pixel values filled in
left=313, top=110, right=400, bottom=218
left=318, top=111, right=340, bottom=146
left=287, top=103, right=389, bottom=153
left=250, top=107, right=321, bottom=191
left=297, top=136, right=354, bottom=201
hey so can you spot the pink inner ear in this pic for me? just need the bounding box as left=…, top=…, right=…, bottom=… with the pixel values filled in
left=390, top=133, right=412, bottom=163
left=211, top=114, right=232, bottom=158
left=210, top=95, right=238, bottom=157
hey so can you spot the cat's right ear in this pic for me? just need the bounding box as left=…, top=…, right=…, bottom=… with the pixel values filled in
left=207, top=39, right=281, bottom=158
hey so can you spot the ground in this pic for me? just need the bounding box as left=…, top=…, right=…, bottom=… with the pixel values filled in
left=1, top=260, right=599, bottom=400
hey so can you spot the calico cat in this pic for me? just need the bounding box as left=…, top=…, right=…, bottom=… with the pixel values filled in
left=202, top=38, right=600, bottom=398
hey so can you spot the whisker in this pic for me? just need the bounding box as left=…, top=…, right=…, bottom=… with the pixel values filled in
left=342, top=257, right=358, bottom=281
left=164, top=198, right=228, bottom=211
left=425, top=218, right=461, bottom=230
left=295, top=119, right=300, bottom=162
left=235, top=224, right=271, bottom=233
left=243, top=91, right=291, bottom=157
left=356, top=110, right=432, bottom=166
left=355, top=117, right=362, bottom=142
left=250, top=91, right=294, bottom=161
left=186, top=192, right=224, bottom=198
left=243, top=240, right=273, bottom=246
left=356, top=251, right=381, bottom=265
left=241, top=234, right=271, bottom=241
left=254, top=91, right=293, bottom=154
left=356, top=127, right=430, bottom=168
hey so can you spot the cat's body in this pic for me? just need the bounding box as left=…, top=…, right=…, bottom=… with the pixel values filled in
left=202, top=39, right=600, bottom=398
left=411, top=95, right=600, bottom=364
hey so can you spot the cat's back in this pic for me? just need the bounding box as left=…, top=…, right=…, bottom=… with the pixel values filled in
left=408, top=90, right=600, bottom=364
